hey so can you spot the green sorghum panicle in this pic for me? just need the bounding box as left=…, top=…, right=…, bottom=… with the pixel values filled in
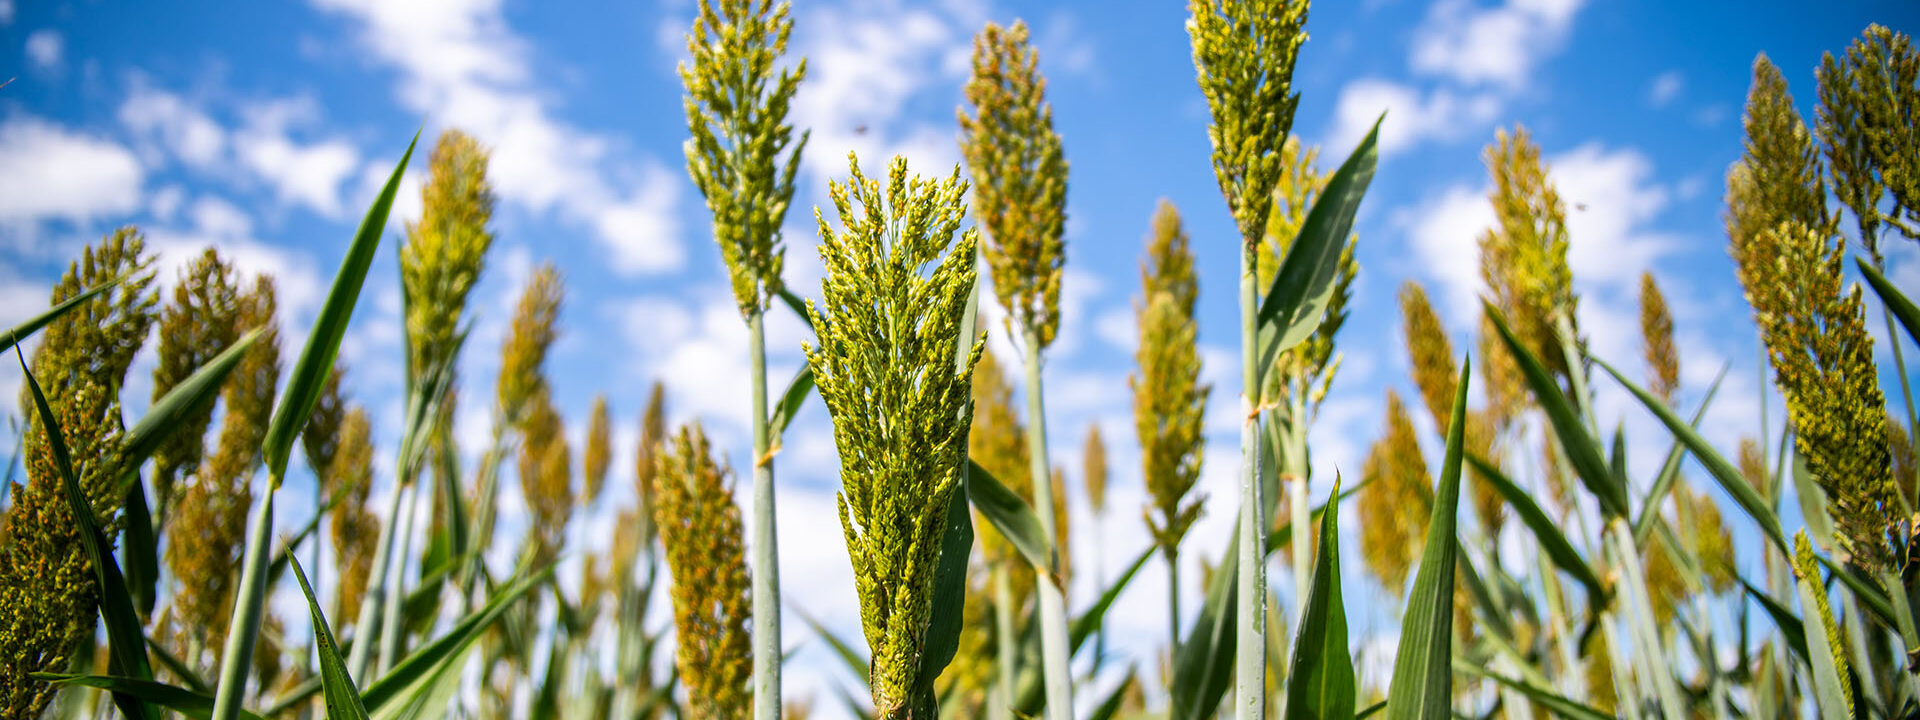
left=1083, top=425, right=1108, bottom=517
left=584, top=393, right=612, bottom=505
left=1188, top=0, right=1309, bottom=252
left=804, top=154, right=982, bottom=717
left=152, top=248, right=242, bottom=517
left=1480, top=126, right=1579, bottom=385
left=1399, top=281, right=1458, bottom=433
left=681, top=0, right=808, bottom=315
left=497, top=263, right=563, bottom=428
left=402, top=128, right=495, bottom=383
left=1816, top=25, right=1919, bottom=255
left=959, top=20, right=1069, bottom=348
left=1135, top=201, right=1209, bottom=561
left=1727, top=54, right=1829, bottom=282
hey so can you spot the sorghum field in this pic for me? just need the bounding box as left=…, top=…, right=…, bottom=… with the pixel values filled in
left=1, top=0, right=1917, bottom=718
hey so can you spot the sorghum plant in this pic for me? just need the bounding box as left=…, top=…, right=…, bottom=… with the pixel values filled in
left=652, top=424, right=752, bottom=719
left=804, top=154, right=981, bottom=718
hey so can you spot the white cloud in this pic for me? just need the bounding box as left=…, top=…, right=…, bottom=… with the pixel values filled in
left=1328, top=78, right=1499, bottom=156
left=312, top=0, right=686, bottom=275
left=1397, top=183, right=1493, bottom=324
left=24, top=29, right=61, bottom=72
left=1410, top=0, right=1585, bottom=89
left=1647, top=70, right=1684, bottom=107
left=145, top=195, right=328, bottom=321
left=119, top=85, right=228, bottom=170
left=234, top=97, right=362, bottom=218
left=0, top=0, right=13, bottom=26
left=0, top=114, right=143, bottom=225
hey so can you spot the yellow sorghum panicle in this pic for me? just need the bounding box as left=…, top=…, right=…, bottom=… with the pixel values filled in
left=1738, top=219, right=1896, bottom=569
left=971, top=346, right=1032, bottom=568
left=1584, top=631, right=1618, bottom=713
left=1188, top=0, right=1309, bottom=250
left=1737, top=436, right=1770, bottom=499
left=1477, top=308, right=1525, bottom=432
left=1817, top=25, right=1920, bottom=255
left=1083, top=424, right=1108, bottom=518
left=517, top=388, right=574, bottom=567
left=402, top=128, right=495, bottom=384
left=1726, top=54, right=1829, bottom=284
left=151, top=248, right=242, bottom=516
left=611, top=506, right=643, bottom=595
left=1480, top=126, right=1579, bottom=385
left=681, top=0, right=808, bottom=315
left=1638, top=272, right=1681, bottom=403
left=652, top=424, right=752, bottom=718
left=1643, top=516, right=1685, bottom=627
left=634, top=381, right=668, bottom=550
left=584, top=394, right=612, bottom=506
left=330, top=408, right=379, bottom=625
left=497, top=264, right=563, bottom=428
left=803, top=154, right=981, bottom=716
left=168, top=277, right=281, bottom=658
left=1676, top=485, right=1737, bottom=593
left=1792, top=531, right=1854, bottom=717
left=1357, top=391, right=1432, bottom=591
left=1465, top=411, right=1504, bottom=541
left=959, top=20, right=1068, bottom=348
left=1399, top=281, right=1458, bottom=432
left=302, top=365, right=348, bottom=486
left=1134, top=200, right=1209, bottom=565
left=0, top=230, right=155, bottom=720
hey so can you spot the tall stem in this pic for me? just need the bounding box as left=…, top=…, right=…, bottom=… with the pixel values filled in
left=992, top=563, right=1016, bottom=720
left=1606, top=519, right=1686, bottom=720
left=1234, top=246, right=1267, bottom=720
left=347, top=470, right=407, bottom=679
left=209, top=482, right=277, bottom=720
left=748, top=306, right=782, bottom=719
left=1284, top=387, right=1309, bottom=643
left=1020, top=323, right=1073, bottom=719
left=378, top=480, right=421, bottom=673
left=1166, top=550, right=1182, bottom=657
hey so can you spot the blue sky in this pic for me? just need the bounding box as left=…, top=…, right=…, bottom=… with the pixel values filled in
left=2, top=0, right=1917, bottom=713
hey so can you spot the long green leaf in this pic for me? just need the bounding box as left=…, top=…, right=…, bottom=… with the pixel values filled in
left=797, top=607, right=870, bottom=682
left=289, top=556, right=370, bottom=719
left=1087, top=667, right=1138, bottom=720
left=17, top=353, right=154, bottom=720
left=123, top=473, right=160, bottom=617
left=1484, top=306, right=1626, bottom=518
left=361, top=562, right=555, bottom=718
left=1384, top=359, right=1470, bottom=720
left=1284, top=474, right=1356, bottom=720
left=1255, top=115, right=1380, bottom=370
left=262, top=131, right=418, bottom=480
left=913, top=483, right=974, bottom=704
left=1465, top=453, right=1605, bottom=601
left=1170, top=518, right=1239, bottom=720
left=1452, top=662, right=1611, bottom=720
left=1740, top=578, right=1810, bottom=667
left=147, top=641, right=211, bottom=696
left=1859, top=258, right=1920, bottom=347
left=965, top=458, right=1053, bottom=573
left=1264, top=478, right=1369, bottom=555
left=32, top=675, right=266, bottom=720
left=0, top=275, right=120, bottom=352
left=1594, top=358, right=1790, bottom=556
left=767, top=364, right=815, bottom=441
left=119, top=329, right=263, bottom=475
left=1815, top=554, right=1898, bottom=630
left=1632, top=365, right=1726, bottom=546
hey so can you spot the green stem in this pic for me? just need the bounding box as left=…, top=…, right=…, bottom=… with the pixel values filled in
left=1166, top=549, right=1181, bottom=660
left=1234, top=246, right=1266, bottom=720
left=992, top=563, right=1016, bottom=720
left=1284, top=387, right=1309, bottom=643
left=1878, top=568, right=1920, bottom=678
left=1019, top=323, right=1073, bottom=720
left=1606, top=519, right=1686, bottom=720
left=378, top=480, right=421, bottom=673
left=346, top=470, right=406, bottom=679
left=209, top=482, right=277, bottom=720
left=748, top=306, right=782, bottom=720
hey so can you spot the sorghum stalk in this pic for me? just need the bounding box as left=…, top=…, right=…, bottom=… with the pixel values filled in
left=1017, top=324, right=1073, bottom=717
left=1188, top=0, right=1309, bottom=712
left=681, top=1, right=808, bottom=709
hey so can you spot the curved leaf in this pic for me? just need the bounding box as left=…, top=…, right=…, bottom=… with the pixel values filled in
left=767, top=364, right=815, bottom=441
left=1595, top=358, right=1789, bottom=556
left=913, top=484, right=973, bottom=702
left=1385, top=360, right=1470, bottom=720
left=0, top=275, right=120, bottom=353
left=1484, top=305, right=1626, bottom=518
left=1256, top=115, right=1381, bottom=367
left=31, top=674, right=266, bottom=720
left=1452, top=662, right=1612, bottom=720
left=119, top=329, right=262, bottom=476
left=1632, top=365, right=1726, bottom=546
left=362, top=562, right=555, bottom=719
left=1741, top=579, right=1810, bottom=665
left=1465, top=453, right=1605, bottom=602
left=1859, top=258, right=1920, bottom=347
left=965, top=458, right=1052, bottom=574
left=1285, top=474, right=1355, bottom=720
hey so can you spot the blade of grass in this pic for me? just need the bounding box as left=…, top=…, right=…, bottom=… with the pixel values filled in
left=1465, top=453, right=1606, bottom=603
left=1170, top=520, right=1237, bottom=720
left=0, top=275, right=120, bottom=353
left=213, top=131, right=418, bottom=720
left=1086, top=667, right=1137, bottom=720
left=1793, top=534, right=1856, bottom=720
left=1484, top=305, right=1627, bottom=518
left=361, top=562, right=555, bottom=718
left=289, top=556, right=370, bottom=720
left=796, top=607, right=870, bottom=682
left=119, top=329, right=263, bottom=474
left=965, top=458, right=1053, bottom=573
left=1632, top=365, right=1726, bottom=546
left=1283, top=474, right=1356, bottom=720
left=1860, top=258, right=1920, bottom=347
left=1254, top=116, right=1381, bottom=376
left=148, top=640, right=212, bottom=696
left=17, top=352, right=154, bottom=720
left=123, top=470, right=160, bottom=618
left=767, top=364, right=814, bottom=442
left=32, top=675, right=266, bottom=720
left=1384, top=359, right=1470, bottom=720
left=1452, top=661, right=1611, bottom=720
left=1594, top=358, right=1789, bottom=556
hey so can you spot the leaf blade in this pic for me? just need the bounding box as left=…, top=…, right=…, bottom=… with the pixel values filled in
left=1384, top=359, right=1471, bottom=720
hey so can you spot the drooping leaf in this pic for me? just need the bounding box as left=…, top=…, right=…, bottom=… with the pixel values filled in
left=1384, top=359, right=1471, bottom=720
left=1740, top=578, right=1810, bottom=672
left=1485, top=305, right=1627, bottom=518
left=1284, top=474, right=1356, bottom=720
left=1087, top=667, right=1138, bottom=720
left=119, top=329, right=263, bottom=475
left=1465, top=453, right=1606, bottom=602
left=1859, top=258, right=1920, bottom=347
left=767, top=364, right=815, bottom=441
left=1452, top=662, right=1612, bottom=720
left=797, top=607, right=870, bottom=683
left=1632, top=365, right=1726, bottom=546
left=17, top=353, right=154, bottom=720
left=122, top=472, right=160, bottom=618
left=31, top=674, right=266, bottom=720
left=1595, top=358, right=1789, bottom=556
left=965, top=458, right=1053, bottom=574
left=289, top=556, right=370, bottom=720
left=1255, top=115, right=1381, bottom=378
